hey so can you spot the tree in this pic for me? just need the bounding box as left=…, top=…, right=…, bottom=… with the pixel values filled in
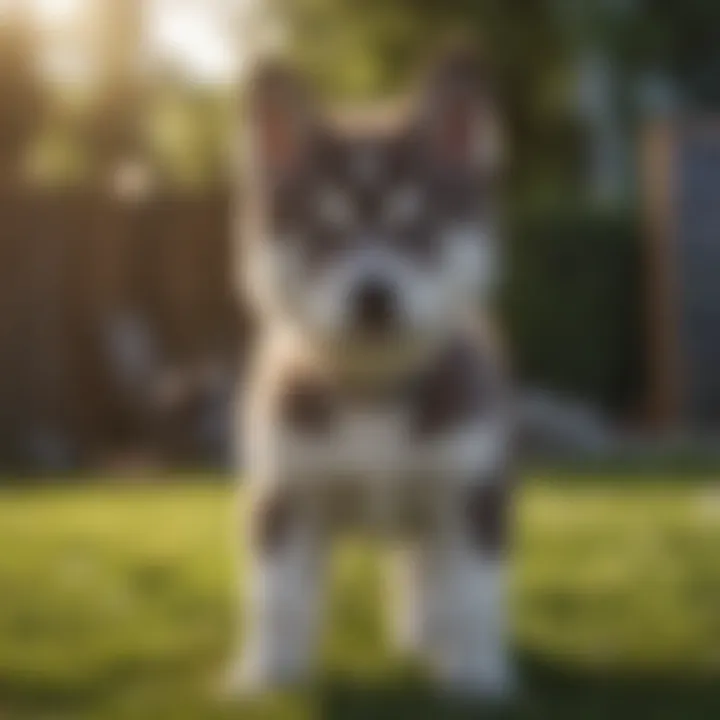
left=0, top=6, right=44, bottom=186
left=268, top=0, right=577, bottom=199
left=83, top=0, right=149, bottom=186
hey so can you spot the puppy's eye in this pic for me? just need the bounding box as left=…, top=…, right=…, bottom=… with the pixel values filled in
left=317, top=188, right=355, bottom=228
left=384, top=186, right=421, bottom=228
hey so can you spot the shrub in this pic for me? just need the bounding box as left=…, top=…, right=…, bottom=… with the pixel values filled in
left=501, top=204, right=644, bottom=416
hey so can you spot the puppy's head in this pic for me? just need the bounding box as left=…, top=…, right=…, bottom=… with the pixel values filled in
left=240, top=48, right=502, bottom=366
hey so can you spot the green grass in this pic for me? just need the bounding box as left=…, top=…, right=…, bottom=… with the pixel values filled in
left=1, top=477, right=719, bottom=719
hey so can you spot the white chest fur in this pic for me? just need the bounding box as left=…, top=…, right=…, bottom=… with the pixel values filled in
left=250, top=403, right=507, bottom=494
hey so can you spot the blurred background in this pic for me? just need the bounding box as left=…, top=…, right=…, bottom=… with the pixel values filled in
left=1, top=0, right=719, bottom=475
left=0, top=0, right=713, bottom=475
left=1, top=3, right=720, bottom=719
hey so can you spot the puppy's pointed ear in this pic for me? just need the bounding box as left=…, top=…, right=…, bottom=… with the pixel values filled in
left=244, top=59, right=316, bottom=180
left=415, top=45, right=502, bottom=175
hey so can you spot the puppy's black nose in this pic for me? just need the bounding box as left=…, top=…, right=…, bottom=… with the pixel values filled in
left=352, top=279, right=397, bottom=334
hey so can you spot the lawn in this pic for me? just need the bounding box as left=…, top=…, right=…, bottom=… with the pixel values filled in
left=0, top=477, right=719, bottom=719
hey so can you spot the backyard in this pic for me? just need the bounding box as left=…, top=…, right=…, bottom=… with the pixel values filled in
left=0, top=476, right=719, bottom=719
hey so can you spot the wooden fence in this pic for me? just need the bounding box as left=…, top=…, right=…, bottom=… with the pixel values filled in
left=0, top=187, right=247, bottom=472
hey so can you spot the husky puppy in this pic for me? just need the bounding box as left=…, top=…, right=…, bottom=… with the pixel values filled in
left=231, top=47, right=515, bottom=698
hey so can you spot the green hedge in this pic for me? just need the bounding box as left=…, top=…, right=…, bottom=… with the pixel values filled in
left=502, top=205, right=644, bottom=416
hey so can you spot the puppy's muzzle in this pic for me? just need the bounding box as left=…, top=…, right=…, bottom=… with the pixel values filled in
left=351, top=278, right=398, bottom=336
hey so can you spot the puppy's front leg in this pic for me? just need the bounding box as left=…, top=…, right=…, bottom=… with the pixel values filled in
left=387, top=542, right=434, bottom=656
left=430, top=482, right=514, bottom=699
left=232, top=486, right=327, bottom=693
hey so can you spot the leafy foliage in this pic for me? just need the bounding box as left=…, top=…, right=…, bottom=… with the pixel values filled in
left=503, top=205, right=644, bottom=413
left=275, top=0, right=577, bottom=195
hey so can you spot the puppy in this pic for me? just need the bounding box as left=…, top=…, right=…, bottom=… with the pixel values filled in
left=230, top=47, right=515, bottom=699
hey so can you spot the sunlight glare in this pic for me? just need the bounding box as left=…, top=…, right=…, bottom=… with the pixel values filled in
left=150, top=0, right=238, bottom=82
left=32, top=0, right=84, bottom=26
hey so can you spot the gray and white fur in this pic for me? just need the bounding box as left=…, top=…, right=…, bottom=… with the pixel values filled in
left=229, top=47, right=516, bottom=699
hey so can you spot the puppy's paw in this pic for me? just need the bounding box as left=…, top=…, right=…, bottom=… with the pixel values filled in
left=391, top=617, right=429, bottom=657
left=220, top=651, right=308, bottom=699
left=217, top=657, right=254, bottom=700
left=433, top=653, right=518, bottom=704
